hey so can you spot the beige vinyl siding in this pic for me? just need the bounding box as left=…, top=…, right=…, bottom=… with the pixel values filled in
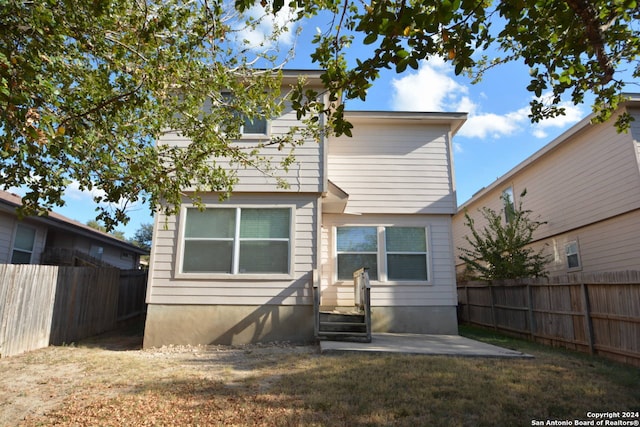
left=453, top=104, right=640, bottom=276
left=630, top=107, right=640, bottom=171
left=158, top=104, right=324, bottom=193
left=147, top=193, right=318, bottom=306
left=321, top=213, right=457, bottom=307
left=328, top=120, right=456, bottom=215
left=532, top=210, right=640, bottom=275
left=521, top=120, right=640, bottom=237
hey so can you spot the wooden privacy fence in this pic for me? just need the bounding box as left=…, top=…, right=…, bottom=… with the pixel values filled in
left=118, top=269, right=148, bottom=321
left=457, top=271, right=640, bottom=367
left=0, top=264, right=147, bottom=357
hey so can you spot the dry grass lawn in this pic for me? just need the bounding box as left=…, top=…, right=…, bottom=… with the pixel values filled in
left=1, top=319, right=638, bottom=426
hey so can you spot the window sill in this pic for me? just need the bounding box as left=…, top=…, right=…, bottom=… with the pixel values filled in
left=174, top=272, right=295, bottom=281
left=335, top=280, right=432, bottom=286
left=238, top=133, right=269, bottom=140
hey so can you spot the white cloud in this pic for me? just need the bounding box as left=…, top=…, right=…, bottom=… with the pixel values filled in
left=390, top=60, right=584, bottom=141
left=3, top=181, right=139, bottom=218
left=64, top=180, right=105, bottom=202
left=391, top=58, right=470, bottom=111
left=457, top=106, right=530, bottom=139
left=528, top=97, right=585, bottom=139
left=233, top=5, right=298, bottom=50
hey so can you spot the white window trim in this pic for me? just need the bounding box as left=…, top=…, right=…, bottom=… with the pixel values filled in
left=10, top=223, right=37, bottom=264
left=333, top=225, right=432, bottom=286
left=565, top=240, right=582, bottom=271
left=175, top=204, right=295, bottom=280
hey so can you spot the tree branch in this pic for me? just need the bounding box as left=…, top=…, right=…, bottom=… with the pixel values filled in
left=564, top=0, right=615, bottom=83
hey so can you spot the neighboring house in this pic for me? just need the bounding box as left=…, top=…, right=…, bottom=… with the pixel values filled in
left=143, top=70, right=467, bottom=347
left=453, top=94, right=640, bottom=278
left=0, top=190, right=148, bottom=270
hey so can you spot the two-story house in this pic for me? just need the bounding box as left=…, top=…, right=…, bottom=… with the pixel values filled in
left=453, top=94, right=640, bottom=278
left=143, top=71, right=467, bottom=347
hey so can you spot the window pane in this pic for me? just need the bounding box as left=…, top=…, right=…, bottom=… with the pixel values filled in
left=89, top=245, right=104, bottom=260
left=14, top=225, right=35, bottom=251
left=337, top=254, right=378, bottom=280
left=567, top=254, right=580, bottom=268
left=386, top=227, right=426, bottom=252
left=337, top=227, right=377, bottom=252
left=243, top=117, right=267, bottom=134
left=238, top=241, right=289, bottom=273
left=503, top=187, right=515, bottom=223
left=183, top=240, right=233, bottom=273
left=185, top=208, right=235, bottom=238
left=11, top=250, right=32, bottom=264
left=388, top=254, right=427, bottom=281
left=240, top=209, right=290, bottom=238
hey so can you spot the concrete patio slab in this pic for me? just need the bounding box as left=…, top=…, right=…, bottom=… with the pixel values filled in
left=319, top=333, right=533, bottom=358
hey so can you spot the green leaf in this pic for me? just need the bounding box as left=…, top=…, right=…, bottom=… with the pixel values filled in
left=363, top=33, right=378, bottom=45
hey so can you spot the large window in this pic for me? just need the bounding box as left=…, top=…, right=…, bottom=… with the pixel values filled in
left=11, top=224, right=36, bottom=264
left=336, top=226, right=429, bottom=282
left=181, top=207, right=291, bottom=275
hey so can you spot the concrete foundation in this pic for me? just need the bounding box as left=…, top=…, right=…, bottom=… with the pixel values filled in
left=370, top=306, right=459, bottom=335
left=143, top=304, right=458, bottom=348
left=143, top=304, right=315, bottom=348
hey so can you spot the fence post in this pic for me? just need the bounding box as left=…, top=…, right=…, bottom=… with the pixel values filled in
left=527, top=283, right=536, bottom=340
left=465, top=284, right=470, bottom=322
left=581, top=282, right=595, bottom=355
left=489, top=283, right=497, bottom=330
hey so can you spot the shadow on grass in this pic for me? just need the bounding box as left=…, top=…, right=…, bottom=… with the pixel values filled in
left=38, top=346, right=640, bottom=427
left=31, top=322, right=640, bottom=426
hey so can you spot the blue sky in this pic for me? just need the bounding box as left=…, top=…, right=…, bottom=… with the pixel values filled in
left=8, top=6, right=617, bottom=239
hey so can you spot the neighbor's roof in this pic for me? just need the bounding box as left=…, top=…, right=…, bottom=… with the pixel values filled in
left=0, top=190, right=149, bottom=255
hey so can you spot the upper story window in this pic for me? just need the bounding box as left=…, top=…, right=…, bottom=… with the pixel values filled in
left=336, top=226, right=429, bottom=282
left=11, top=224, right=36, bottom=264
left=502, top=186, right=515, bottom=223
left=241, top=116, right=268, bottom=135
left=221, top=93, right=269, bottom=137
left=181, top=206, right=292, bottom=275
left=565, top=241, right=581, bottom=269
